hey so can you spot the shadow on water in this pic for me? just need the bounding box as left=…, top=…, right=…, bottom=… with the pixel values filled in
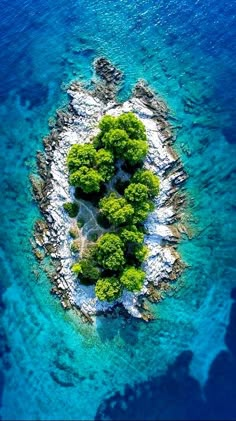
left=96, top=312, right=141, bottom=346
left=0, top=279, right=11, bottom=420
left=95, top=288, right=236, bottom=421
left=19, top=82, right=49, bottom=109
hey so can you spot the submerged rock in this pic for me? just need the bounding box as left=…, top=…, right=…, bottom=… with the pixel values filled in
left=32, top=58, right=186, bottom=321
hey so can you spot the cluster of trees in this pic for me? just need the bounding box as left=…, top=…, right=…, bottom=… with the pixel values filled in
left=67, top=144, right=114, bottom=193
left=67, top=112, right=160, bottom=301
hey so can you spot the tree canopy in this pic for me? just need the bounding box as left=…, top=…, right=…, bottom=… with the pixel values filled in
left=132, top=169, right=160, bottom=197
left=102, top=128, right=129, bottom=156
left=119, top=225, right=144, bottom=245
left=132, top=200, right=155, bottom=223
left=99, top=193, right=134, bottom=226
left=124, top=183, right=149, bottom=205
left=95, top=233, right=125, bottom=271
left=123, top=139, right=148, bottom=165
left=120, top=267, right=145, bottom=292
left=95, top=148, right=114, bottom=181
left=67, top=143, right=96, bottom=172
left=98, top=115, right=117, bottom=135
left=133, top=244, right=148, bottom=262
left=66, top=111, right=161, bottom=301
left=116, top=112, right=147, bottom=141
left=72, top=258, right=100, bottom=284
left=95, top=277, right=122, bottom=301
left=69, top=166, right=102, bottom=193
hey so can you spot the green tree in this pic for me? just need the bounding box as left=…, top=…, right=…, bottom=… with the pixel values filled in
left=123, top=139, right=148, bottom=165
left=95, top=148, right=114, bottom=181
left=132, top=169, right=160, bottom=197
left=72, top=258, right=100, bottom=284
left=69, top=166, right=102, bottom=193
left=102, top=129, right=129, bottom=156
left=119, top=225, right=144, bottom=245
left=132, top=201, right=155, bottom=223
left=71, top=262, right=81, bottom=274
left=95, top=233, right=125, bottom=270
left=120, top=267, right=145, bottom=292
left=99, top=115, right=117, bottom=135
left=124, top=183, right=149, bottom=205
left=133, top=244, right=148, bottom=262
left=95, top=277, right=122, bottom=301
left=116, top=112, right=147, bottom=141
left=67, top=144, right=96, bottom=172
left=99, top=193, right=134, bottom=226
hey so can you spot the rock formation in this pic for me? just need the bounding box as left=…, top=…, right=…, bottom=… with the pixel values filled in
left=31, top=58, right=187, bottom=321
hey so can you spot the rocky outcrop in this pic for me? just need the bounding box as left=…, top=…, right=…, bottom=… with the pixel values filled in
left=32, top=58, right=187, bottom=321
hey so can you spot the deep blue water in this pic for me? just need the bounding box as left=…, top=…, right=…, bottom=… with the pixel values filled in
left=0, top=0, right=236, bottom=419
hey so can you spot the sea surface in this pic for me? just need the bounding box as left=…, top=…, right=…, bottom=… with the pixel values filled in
left=0, top=0, right=236, bottom=419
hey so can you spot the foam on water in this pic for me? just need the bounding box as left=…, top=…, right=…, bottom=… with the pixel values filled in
left=0, top=0, right=236, bottom=419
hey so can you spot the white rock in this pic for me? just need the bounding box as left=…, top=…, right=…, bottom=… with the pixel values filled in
left=45, top=87, right=181, bottom=318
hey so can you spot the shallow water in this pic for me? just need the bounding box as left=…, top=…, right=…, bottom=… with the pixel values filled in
left=0, top=0, right=236, bottom=419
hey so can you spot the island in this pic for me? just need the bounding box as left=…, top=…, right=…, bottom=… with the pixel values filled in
left=31, top=58, right=187, bottom=322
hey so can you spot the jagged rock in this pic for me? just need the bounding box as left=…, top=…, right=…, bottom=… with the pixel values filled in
left=35, top=219, right=48, bottom=234
left=133, top=80, right=168, bottom=117
left=30, top=175, right=45, bottom=201
left=36, top=151, right=48, bottom=180
left=33, top=248, right=45, bottom=261
left=94, top=57, right=123, bottom=85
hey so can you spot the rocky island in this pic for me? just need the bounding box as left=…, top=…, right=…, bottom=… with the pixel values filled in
left=31, top=58, right=187, bottom=322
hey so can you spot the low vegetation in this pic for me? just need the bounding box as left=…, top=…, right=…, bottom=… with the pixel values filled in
left=64, top=112, right=160, bottom=301
left=63, top=202, right=79, bottom=218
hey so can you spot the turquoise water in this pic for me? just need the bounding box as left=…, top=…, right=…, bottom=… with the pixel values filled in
left=0, top=0, right=236, bottom=419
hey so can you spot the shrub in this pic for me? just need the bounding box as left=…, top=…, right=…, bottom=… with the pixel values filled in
left=70, top=239, right=80, bottom=253
left=95, top=148, right=115, bottom=181
left=67, top=144, right=96, bottom=172
left=95, top=277, right=122, bottom=301
left=87, top=231, right=98, bottom=242
left=116, top=112, right=146, bottom=141
left=77, top=217, right=85, bottom=228
left=71, top=262, right=81, bottom=275
left=69, top=225, right=79, bottom=238
left=102, top=129, right=129, bottom=156
left=124, top=183, right=149, bottom=205
left=72, top=258, right=100, bottom=284
left=69, top=166, right=102, bottom=193
left=95, top=233, right=125, bottom=271
left=99, top=193, right=134, bottom=226
left=63, top=202, right=79, bottom=218
left=132, top=169, right=160, bottom=197
left=120, top=267, right=145, bottom=292
left=123, top=139, right=148, bottom=165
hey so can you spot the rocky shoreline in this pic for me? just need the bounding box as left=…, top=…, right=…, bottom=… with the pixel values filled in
left=31, top=58, right=187, bottom=322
